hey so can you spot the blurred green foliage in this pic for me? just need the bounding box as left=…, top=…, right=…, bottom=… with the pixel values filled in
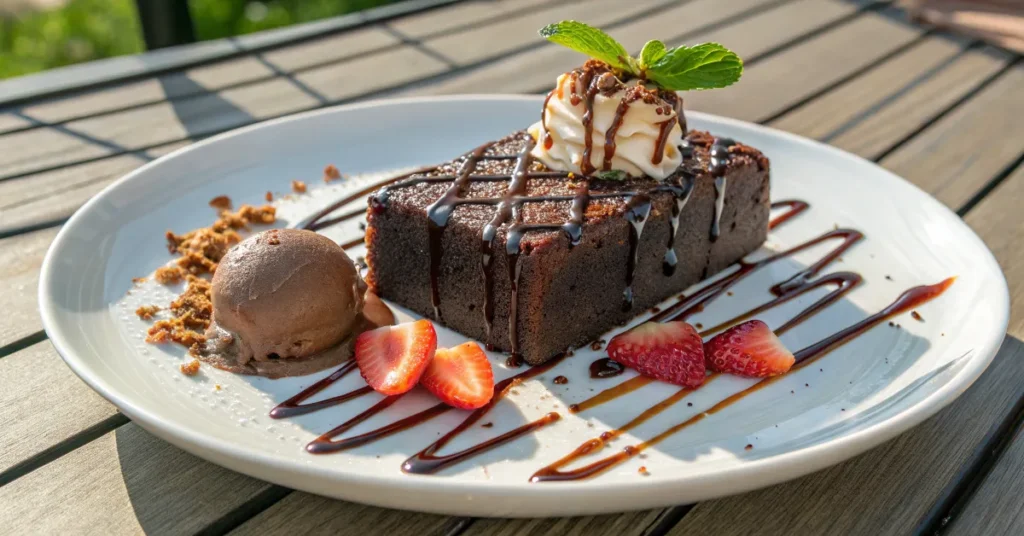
left=0, top=0, right=395, bottom=79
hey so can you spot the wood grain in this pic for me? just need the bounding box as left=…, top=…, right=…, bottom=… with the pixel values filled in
left=231, top=492, right=454, bottom=536
left=389, top=0, right=555, bottom=39
left=879, top=62, right=1024, bottom=209
left=423, top=0, right=670, bottom=67
left=684, top=8, right=924, bottom=121
left=0, top=422, right=275, bottom=535
left=0, top=0, right=674, bottom=181
left=407, top=0, right=864, bottom=95
left=461, top=509, right=669, bottom=536
left=0, top=340, right=119, bottom=475
left=948, top=163, right=1024, bottom=536
left=771, top=40, right=1012, bottom=161
left=0, top=142, right=188, bottom=237
left=0, top=228, right=59, bottom=348
left=0, top=0, right=555, bottom=132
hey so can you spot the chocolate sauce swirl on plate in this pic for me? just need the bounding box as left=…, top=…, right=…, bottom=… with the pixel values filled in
left=290, top=146, right=954, bottom=482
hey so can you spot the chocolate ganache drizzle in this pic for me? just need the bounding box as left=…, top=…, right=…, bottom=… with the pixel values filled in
left=284, top=192, right=954, bottom=481
left=366, top=94, right=701, bottom=357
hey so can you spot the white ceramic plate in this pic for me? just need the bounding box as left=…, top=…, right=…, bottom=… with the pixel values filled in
left=40, top=96, right=1009, bottom=517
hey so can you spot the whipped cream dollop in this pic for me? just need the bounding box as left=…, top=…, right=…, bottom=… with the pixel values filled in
left=528, top=64, right=685, bottom=180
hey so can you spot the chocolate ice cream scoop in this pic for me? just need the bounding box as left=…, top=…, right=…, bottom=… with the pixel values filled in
left=201, top=228, right=391, bottom=378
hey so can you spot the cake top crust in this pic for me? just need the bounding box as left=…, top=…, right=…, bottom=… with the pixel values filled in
left=372, top=130, right=768, bottom=245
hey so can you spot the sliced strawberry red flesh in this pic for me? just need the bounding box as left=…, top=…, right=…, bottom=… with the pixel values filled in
left=703, top=319, right=795, bottom=378
left=355, top=319, right=437, bottom=395
left=421, top=341, right=495, bottom=409
left=606, top=321, right=706, bottom=388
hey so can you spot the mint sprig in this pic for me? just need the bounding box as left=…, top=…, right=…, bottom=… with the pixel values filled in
left=539, top=21, right=742, bottom=91
left=539, top=21, right=634, bottom=72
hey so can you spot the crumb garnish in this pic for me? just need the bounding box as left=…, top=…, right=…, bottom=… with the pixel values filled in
left=155, top=266, right=184, bottom=284
left=135, top=305, right=160, bottom=320
left=265, top=191, right=273, bottom=202
left=180, top=359, right=201, bottom=376
left=324, top=164, right=342, bottom=182
left=209, top=195, right=232, bottom=211
left=292, top=180, right=307, bottom=193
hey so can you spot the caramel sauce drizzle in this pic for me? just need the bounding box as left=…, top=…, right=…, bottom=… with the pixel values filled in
left=402, top=354, right=565, bottom=474
left=294, top=149, right=948, bottom=481
left=530, top=277, right=954, bottom=482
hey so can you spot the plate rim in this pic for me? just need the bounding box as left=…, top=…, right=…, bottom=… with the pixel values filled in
left=38, top=94, right=1011, bottom=514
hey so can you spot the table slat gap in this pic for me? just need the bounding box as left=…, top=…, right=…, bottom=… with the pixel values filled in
left=943, top=163, right=1024, bottom=536
left=873, top=56, right=1022, bottom=164
left=0, top=0, right=467, bottom=110
left=0, top=0, right=637, bottom=138
left=0, top=0, right=682, bottom=184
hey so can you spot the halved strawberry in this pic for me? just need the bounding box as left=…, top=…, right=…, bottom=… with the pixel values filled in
left=606, top=321, right=706, bottom=388
left=703, top=319, right=795, bottom=378
left=421, top=342, right=495, bottom=409
left=355, top=319, right=437, bottom=395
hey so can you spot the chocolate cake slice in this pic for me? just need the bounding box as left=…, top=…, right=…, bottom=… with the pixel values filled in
left=365, top=129, right=769, bottom=365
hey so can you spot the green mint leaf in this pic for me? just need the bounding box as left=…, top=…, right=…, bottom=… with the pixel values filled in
left=646, top=42, right=742, bottom=91
left=639, top=40, right=666, bottom=70
left=594, top=170, right=628, bottom=181
left=540, top=21, right=635, bottom=73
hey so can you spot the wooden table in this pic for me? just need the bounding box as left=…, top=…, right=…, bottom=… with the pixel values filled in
left=1, top=0, right=1021, bottom=533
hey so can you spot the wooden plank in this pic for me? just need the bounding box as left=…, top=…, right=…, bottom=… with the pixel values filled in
left=0, top=0, right=463, bottom=109
left=0, top=126, right=115, bottom=179
left=291, top=46, right=450, bottom=101
left=4, top=24, right=397, bottom=131
left=424, top=0, right=671, bottom=67
left=684, top=8, right=924, bottom=121
left=461, top=510, right=668, bottom=536
left=256, top=27, right=399, bottom=73
left=0, top=46, right=446, bottom=179
left=14, top=57, right=277, bottom=126
left=0, top=340, right=119, bottom=475
left=406, top=0, right=865, bottom=96
left=389, top=0, right=555, bottom=39
left=0, top=0, right=560, bottom=133
left=879, top=63, right=1024, bottom=210
left=0, top=0, right=676, bottom=181
left=0, top=114, right=32, bottom=131
left=771, top=40, right=1012, bottom=161
left=0, top=228, right=59, bottom=348
left=0, top=142, right=188, bottom=236
left=944, top=165, right=1024, bottom=536
left=0, top=422, right=274, bottom=535
left=230, top=492, right=453, bottom=536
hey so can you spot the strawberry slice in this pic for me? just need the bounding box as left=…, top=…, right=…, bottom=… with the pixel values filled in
left=421, top=342, right=495, bottom=409
left=703, top=319, right=795, bottom=377
left=355, top=319, right=437, bottom=395
left=606, top=321, right=706, bottom=388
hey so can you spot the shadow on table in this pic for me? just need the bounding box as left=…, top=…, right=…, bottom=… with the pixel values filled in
left=113, top=424, right=271, bottom=534
left=158, top=75, right=255, bottom=139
